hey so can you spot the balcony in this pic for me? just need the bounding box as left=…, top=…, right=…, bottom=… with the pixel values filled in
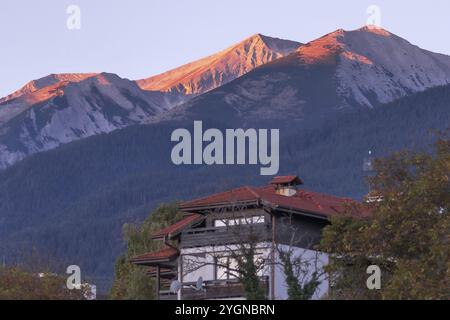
left=180, top=224, right=271, bottom=248
left=159, top=290, right=178, bottom=300
left=180, top=277, right=269, bottom=300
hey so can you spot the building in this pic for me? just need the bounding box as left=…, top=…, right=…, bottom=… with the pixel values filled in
left=131, top=175, right=364, bottom=300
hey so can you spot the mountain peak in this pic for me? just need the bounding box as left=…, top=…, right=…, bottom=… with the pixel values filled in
left=0, top=73, right=97, bottom=104
left=294, top=30, right=344, bottom=64
left=247, top=33, right=265, bottom=40
left=250, top=33, right=302, bottom=56
left=136, top=34, right=301, bottom=95
left=329, top=28, right=346, bottom=35
left=318, top=25, right=393, bottom=39
left=294, top=25, right=398, bottom=65
left=357, top=25, right=392, bottom=36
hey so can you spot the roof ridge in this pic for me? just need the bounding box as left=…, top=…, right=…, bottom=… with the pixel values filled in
left=178, top=179, right=364, bottom=218
left=181, top=186, right=246, bottom=205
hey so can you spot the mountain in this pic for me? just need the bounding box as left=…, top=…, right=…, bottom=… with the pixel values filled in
left=0, top=34, right=301, bottom=170
left=2, top=27, right=448, bottom=170
left=0, top=84, right=449, bottom=292
left=0, top=73, right=97, bottom=105
left=136, top=34, right=301, bottom=95
left=329, top=26, right=450, bottom=106
left=0, top=73, right=98, bottom=126
left=162, top=26, right=450, bottom=122
left=1, top=26, right=450, bottom=292
left=0, top=73, right=166, bottom=168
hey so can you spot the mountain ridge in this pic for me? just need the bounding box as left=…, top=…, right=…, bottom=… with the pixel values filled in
left=0, top=34, right=302, bottom=169
left=0, top=73, right=98, bottom=104
left=1, top=26, right=450, bottom=293
left=0, top=72, right=165, bottom=168
left=135, top=33, right=302, bottom=95
left=158, top=26, right=450, bottom=123
left=2, top=27, right=450, bottom=170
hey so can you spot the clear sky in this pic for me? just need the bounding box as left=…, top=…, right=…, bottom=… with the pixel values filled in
left=1, top=0, right=450, bottom=97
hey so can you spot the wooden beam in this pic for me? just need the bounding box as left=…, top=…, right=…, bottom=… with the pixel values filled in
left=271, top=213, right=276, bottom=300
left=155, top=265, right=160, bottom=300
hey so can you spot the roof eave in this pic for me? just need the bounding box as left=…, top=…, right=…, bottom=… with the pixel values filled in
left=130, top=256, right=178, bottom=266
left=180, top=200, right=260, bottom=212
left=266, top=203, right=330, bottom=221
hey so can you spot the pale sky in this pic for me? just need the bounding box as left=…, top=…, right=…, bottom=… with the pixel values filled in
left=1, top=0, right=450, bottom=97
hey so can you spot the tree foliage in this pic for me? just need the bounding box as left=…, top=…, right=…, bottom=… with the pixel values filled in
left=0, top=266, right=90, bottom=300
left=109, top=202, right=182, bottom=299
left=320, top=136, right=450, bottom=299
left=0, top=85, right=449, bottom=292
left=279, top=250, right=320, bottom=300
left=231, top=244, right=267, bottom=300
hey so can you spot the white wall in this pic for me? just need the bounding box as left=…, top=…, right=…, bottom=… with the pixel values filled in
left=273, top=245, right=329, bottom=300
left=179, top=243, right=329, bottom=300
left=180, top=243, right=272, bottom=283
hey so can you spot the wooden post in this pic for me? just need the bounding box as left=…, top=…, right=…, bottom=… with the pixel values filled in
left=271, top=214, right=276, bottom=300
left=178, top=255, right=183, bottom=300
left=156, top=265, right=161, bottom=300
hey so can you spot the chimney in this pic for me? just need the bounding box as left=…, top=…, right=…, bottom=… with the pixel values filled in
left=270, top=175, right=303, bottom=197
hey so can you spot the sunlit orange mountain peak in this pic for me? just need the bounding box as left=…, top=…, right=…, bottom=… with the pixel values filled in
left=136, top=34, right=302, bottom=95
left=0, top=73, right=97, bottom=104
left=357, top=25, right=392, bottom=36
left=293, top=26, right=403, bottom=68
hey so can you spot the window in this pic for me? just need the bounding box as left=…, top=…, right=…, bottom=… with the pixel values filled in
left=215, top=256, right=238, bottom=280
left=213, top=219, right=227, bottom=227
left=213, top=215, right=265, bottom=227
left=250, top=215, right=265, bottom=224
left=215, top=253, right=265, bottom=280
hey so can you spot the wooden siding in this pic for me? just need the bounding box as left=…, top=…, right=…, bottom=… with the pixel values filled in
left=180, top=224, right=271, bottom=248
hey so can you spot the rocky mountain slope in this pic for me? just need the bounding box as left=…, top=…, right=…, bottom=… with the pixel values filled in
left=162, top=26, right=450, bottom=123
left=0, top=73, right=165, bottom=168
left=136, top=34, right=301, bottom=95
left=0, top=34, right=301, bottom=170
left=0, top=73, right=97, bottom=105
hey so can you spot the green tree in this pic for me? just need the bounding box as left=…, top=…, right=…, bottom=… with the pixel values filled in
left=109, top=202, right=182, bottom=299
left=320, top=136, right=450, bottom=299
left=279, top=250, right=320, bottom=300
left=231, top=244, right=267, bottom=300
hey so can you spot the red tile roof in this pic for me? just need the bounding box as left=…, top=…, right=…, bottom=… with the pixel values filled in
left=152, top=213, right=204, bottom=239
left=181, top=181, right=367, bottom=219
left=180, top=186, right=262, bottom=210
left=270, top=175, right=304, bottom=185
left=132, top=177, right=368, bottom=268
left=130, top=246, right=179, bottom=265
left=256, top=185, right=360, bottom=218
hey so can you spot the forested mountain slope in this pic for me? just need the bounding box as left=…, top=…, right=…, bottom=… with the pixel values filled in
left=0, top=84, right=449, bottom=292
